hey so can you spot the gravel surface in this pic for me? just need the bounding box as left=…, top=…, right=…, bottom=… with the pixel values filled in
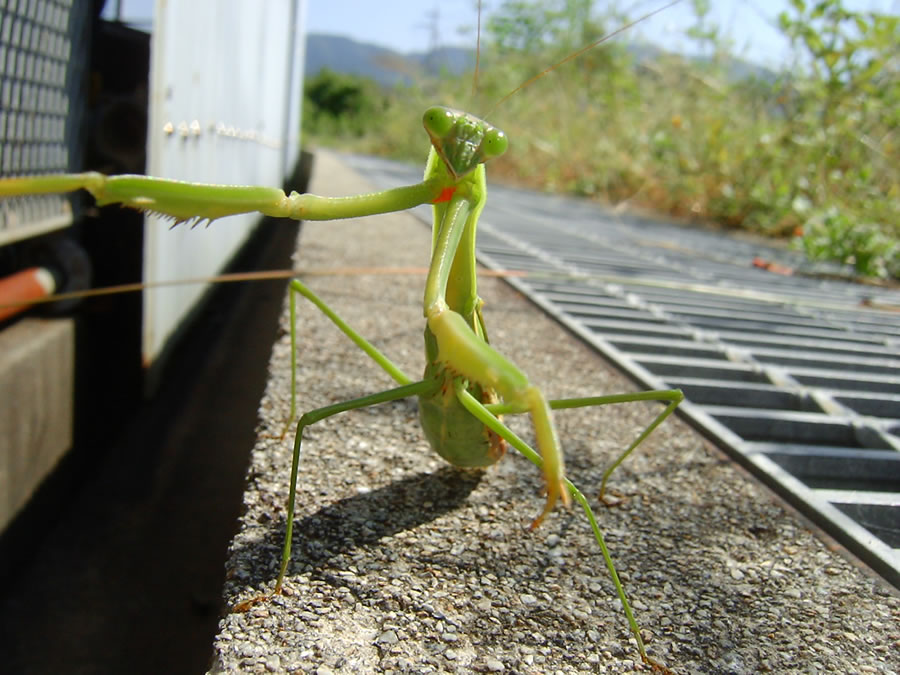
left=210, top=150, right=899, bottom=674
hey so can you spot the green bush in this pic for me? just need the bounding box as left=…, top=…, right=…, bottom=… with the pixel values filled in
left=302, top=69, right=388, bottom=140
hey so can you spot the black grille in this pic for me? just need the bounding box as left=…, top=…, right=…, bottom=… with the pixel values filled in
left=0, top=0, right=89, bottom=244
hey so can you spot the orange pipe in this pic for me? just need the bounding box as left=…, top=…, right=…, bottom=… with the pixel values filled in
left=0, top=267, right=57, bottom=322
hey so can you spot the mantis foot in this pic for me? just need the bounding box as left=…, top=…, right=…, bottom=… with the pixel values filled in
left=231, top=583, right=286, bottom=613
left=231, top=595, right=267, bottom=613
left=646, top=655, right=676, bottom=675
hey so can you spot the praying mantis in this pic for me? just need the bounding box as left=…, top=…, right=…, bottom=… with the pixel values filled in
left=0, top=3, right=687, bottom=670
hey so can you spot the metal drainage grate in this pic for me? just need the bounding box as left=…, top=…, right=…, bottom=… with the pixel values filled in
left=340, top=153, right=900, bottom=588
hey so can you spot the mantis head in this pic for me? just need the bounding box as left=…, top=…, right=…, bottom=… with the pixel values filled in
left=423, top=106, right=508, bottom=180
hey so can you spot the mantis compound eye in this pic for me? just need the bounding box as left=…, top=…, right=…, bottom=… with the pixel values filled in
left=423, top=106, right=456, bottom=138
left=481, top=127, right=508, bottom=160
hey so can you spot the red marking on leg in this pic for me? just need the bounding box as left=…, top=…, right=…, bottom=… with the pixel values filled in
left=432, top=187, right=456, bottom=204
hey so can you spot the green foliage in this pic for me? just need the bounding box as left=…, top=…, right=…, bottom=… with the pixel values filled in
left=774, top=0, right=899, bottom=277
left=309, top=0, right=899, bottom=279
left=799, top=207, right=898, bottom=279
left=302, top=69, right=388, bottom=140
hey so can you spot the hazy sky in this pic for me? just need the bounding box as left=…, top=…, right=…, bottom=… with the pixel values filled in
left=304, top=0, right=897, bottom=68
left=104, top=0, right=897, bottom=70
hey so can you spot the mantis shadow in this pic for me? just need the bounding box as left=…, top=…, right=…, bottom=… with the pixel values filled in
left=233, top=466, right=484, bottom=587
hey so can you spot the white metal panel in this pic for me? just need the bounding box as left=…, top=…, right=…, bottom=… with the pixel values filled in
left=143, top=0, right=305, bottom=365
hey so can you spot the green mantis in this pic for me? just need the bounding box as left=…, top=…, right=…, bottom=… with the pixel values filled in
left=0, top=6, right=685, bottom=671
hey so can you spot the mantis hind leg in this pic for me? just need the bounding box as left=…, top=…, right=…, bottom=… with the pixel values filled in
left=455, top=381, right=677, bottom=672
left=276, top=276, right=439, bottom=589
left=274, top=379, right=439, bottom=593
left=237, top=272, right=444, bottom=607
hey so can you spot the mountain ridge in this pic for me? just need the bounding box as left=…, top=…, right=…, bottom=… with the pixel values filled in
left=304, top=33, right=776, bottom=89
